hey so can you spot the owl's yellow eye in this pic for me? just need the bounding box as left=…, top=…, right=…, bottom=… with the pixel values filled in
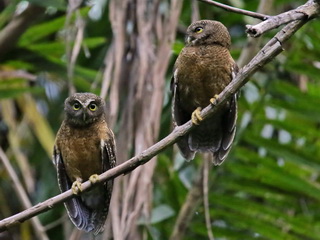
left=73, top=102, right=81, bottom=110
left=89, top=103, right=97, bottom=111
left=195, top=27, right=203, bottom=33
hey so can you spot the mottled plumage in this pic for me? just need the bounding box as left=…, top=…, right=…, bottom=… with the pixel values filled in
left=53, top=92, right=116, bottom=234
left=172, top=20, right=238, bottom=165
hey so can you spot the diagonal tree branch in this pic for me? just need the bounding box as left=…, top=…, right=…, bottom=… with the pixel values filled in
left=0, top=12, right=313, bottom=234
left=197, top=0, right=320, bottom=38
left=237, top=0, right=274, bottom=67
left=246, top=0, right=320, bottom=37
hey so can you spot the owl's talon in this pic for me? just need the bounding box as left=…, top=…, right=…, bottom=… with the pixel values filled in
left=89, top=174, right=99, bottom=184
left=191, top=107, right=203, bottom=125
left=71, top=181, right=82, bottom=195
left=210, top=94, right=219, bottom=105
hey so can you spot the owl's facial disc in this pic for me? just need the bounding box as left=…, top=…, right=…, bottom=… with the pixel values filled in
left=65, top=100, right=94, bottom=127
left=82, top=101, right=99, bottom=121
left=64, top=93, right=106, bottom=128
left=186, top=24, right=206, bottom=45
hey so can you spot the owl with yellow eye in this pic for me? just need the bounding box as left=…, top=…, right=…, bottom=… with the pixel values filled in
left=172, top=20, right=238, bottom=164
left=53, top=92, right=116, bottom=234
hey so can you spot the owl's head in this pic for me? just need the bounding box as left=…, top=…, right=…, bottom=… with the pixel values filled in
left=64, top=93, right=106, bottom=127
left=185, top=20, right=231, bottom=48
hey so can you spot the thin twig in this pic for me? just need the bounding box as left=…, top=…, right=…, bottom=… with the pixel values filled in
left=1, top=100, right=35, bottom=193
left=43, top=215, right=67, bottom=231
left=0, top=70, right=37, bottom=81
left=197, top=0, right=269, bottom=20
left=246, top=0, right=320, bottom=37
left=170, top=163, right=204, bottom=240
left=68, top=13, right=85, bottom=93
left=203, top=155, right=214, bottom=240
left=65, top=0, right=82, bottom=95
left=237, top=0, right=274, bottom=67
left=0, top=147, right=49, bottom=240
left=0, top=16, right=311, bottom=232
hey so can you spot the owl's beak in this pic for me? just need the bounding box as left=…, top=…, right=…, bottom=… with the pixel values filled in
left=186, top=36, right=191, bottom=44
left=83, top=113, right=87, bottom=121
left=186, top=36, right=195, bottom=44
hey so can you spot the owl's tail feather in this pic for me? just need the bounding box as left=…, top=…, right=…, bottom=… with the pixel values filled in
left=212, top=95, right=237, bottom=165
left=64, top=197, right=94, bottom=232
left=83, top=183, right=113, bottom=235
left=65, top=193, right=110, bottom=235
left=91, top=201, right=109, bottom=235
left=188, top=116, right=223, bottom=152
left=188, top=95, right=238, bottom=165
left=176, top=135, right=196, bottom=161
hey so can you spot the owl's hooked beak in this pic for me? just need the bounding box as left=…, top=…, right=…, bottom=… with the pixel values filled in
left=82, top=112, right=87, bottom=122
left=186, top=36, right=195, bottom=44
left=186, top=36, right=191, bottom=44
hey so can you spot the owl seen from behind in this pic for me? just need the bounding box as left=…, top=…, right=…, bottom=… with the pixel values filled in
left=172, top=20, right=238, bottom=165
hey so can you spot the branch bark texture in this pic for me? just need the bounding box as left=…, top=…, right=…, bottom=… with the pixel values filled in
left=246, top=0, right=320, bottom=37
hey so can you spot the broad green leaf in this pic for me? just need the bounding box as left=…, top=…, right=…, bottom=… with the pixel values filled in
left=0, top=87, right=43, bottom=99
left=150, top=205, right=175, bottom=224
left=19, top=7, right=90, bottom=46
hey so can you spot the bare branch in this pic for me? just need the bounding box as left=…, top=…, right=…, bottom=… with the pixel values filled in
left=0, top=13, right=312, bottom=233
left=0, top=147, right=49, bottom=240
left=64, top=1, right=83, bottom=96
left=170, top=164, right=204, bottom=240
left=237, top=0, right=274, bottom=67
left=246, top=0, right=320, bottom=37
left=203, top=155, right=215, bottom=240
left=0, top=70, right=37, bottom=81
left=197, top=0, right=269, bottom=20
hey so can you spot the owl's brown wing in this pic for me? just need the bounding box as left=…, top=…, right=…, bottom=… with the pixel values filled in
left=213, top=92, right=237, bottom=164
left=53, top=146, right=94, bottom=232
left=189, top=62, right=238, bottom=165
left=53, top=131, right=116, bottom=235
left=171, top=72, right=195, bottom=160
left=102, top=130, right=117, bottom=171
left=89, top=130, right=117, bottom=234
left=213, top=63, right=238, bottom=164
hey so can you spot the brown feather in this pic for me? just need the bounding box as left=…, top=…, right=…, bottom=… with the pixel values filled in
left=172, top=20, right=238, bottom=164
left=53, top=93, right=116, bottom=234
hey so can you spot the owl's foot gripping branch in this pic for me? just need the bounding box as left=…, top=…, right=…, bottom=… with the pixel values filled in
left=191, top=107, right=203, bottom=125
left=71, top=180, right=83, bottom=195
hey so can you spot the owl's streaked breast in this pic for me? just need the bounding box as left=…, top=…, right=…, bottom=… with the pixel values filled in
left=56, top=120, right=107, bottom=181
left=175, top=45, right=233, bottom=113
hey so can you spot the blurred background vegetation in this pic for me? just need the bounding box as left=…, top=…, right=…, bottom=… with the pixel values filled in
left=0, top=0, right=320, bottom=239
